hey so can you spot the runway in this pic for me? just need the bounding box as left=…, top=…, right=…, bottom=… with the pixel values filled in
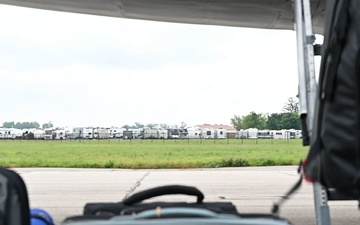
left=15, top=166, right=360, bottom=225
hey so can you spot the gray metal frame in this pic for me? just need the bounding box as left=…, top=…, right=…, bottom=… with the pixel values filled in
left=293, top=0, right=331, bottom=225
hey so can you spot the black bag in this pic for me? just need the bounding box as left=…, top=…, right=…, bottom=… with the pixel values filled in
left=304, top=0, right=360, bottom=197
left=83, top=185, right=238, bottom=216
left=0, top=168, right=30, bottom=225
left=63, top=185, right=292, bottom=225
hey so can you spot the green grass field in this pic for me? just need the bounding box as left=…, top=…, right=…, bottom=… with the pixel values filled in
left=0, top=139, right=309, bottom=168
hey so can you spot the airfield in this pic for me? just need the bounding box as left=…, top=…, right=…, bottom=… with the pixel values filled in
left=16, top=166, right=360, bottom=225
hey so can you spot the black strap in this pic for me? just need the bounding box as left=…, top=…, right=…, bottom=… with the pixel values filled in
left=123, top=185, right=204, bottom=205
left=271, top=161, right=303, bottom=215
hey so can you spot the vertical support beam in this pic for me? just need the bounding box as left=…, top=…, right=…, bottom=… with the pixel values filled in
left=294, top=1, right=331, bottom=225
left=313, top=182, right=331, bottom=225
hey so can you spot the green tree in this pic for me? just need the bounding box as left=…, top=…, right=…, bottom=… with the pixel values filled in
left=242, top=111, right=266, bottom=129
left=230, top=115, right=243, bottom=130
left=2, top=121, right=15, bottom=128
left=42, top=122, right=54, bottom=129
left=134, top=122, right=144, bottom=128
left=282, top=97, right=299, bottom=113
left=266, top=113, right=283, bottom=130
left=180, top=122, right=187, bottom=129
left=280, top=112, right=301, bottom=130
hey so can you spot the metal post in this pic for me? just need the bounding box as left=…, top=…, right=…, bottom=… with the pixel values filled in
left=294, top=1, right=331, bottom=225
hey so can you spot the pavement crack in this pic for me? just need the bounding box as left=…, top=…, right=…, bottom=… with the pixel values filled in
left=122, top=171, right=150, bottom=201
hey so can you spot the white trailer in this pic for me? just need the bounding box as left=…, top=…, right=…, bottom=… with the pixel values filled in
left=270, top=130, right=285, bottom=139
left=247, top=128, right=258, bottom=139
left=237, top=129, right=248, bottom=139
left=82, top=128, right=94, bottom=139
left=187, top=127, right=202, bottom=139
left=158, top=128, right=168, bottom=139
left=52, top=129, right=66, bottom=140
left=201, top=128, right=215, bottom=139
left=94, top=128, right=109, bottom=139
left=143, top=128, right=159, bottom=139
left=33, top=129, right=45, bottom=139
left=214, top=128, right=227, bottom=139
left=109, top=127, right=124, bottom=138
left=257, top=129, right=272, bottom=139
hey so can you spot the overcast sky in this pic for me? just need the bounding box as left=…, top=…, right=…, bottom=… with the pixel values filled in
left=0, top=4, right=323, bottom=128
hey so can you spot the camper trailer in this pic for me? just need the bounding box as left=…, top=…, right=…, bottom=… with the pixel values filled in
left=143, top=128, right=159, bottom=139
left=247, top=128, right=258, bottom=139
left=257, top=130, right=272, bottom=139
left=187, top=127, right=202, bottom=139
left=158, top=128, right=168, bottom=139
left=201, top=128, right=215, bottom=139
left=109, top=127, right=124, bottom=138
left=82, top=128, right=94, bottom=139
left=94, top=128, right=109, bottom=139
left=214, top=128, right=227, bottom=139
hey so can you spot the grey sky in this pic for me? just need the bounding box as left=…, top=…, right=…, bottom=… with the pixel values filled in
left=0, top=4, right=322, bottom=128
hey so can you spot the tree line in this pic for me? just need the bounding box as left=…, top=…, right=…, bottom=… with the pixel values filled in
left=230, top=97, right=301, bottom=130
left=2, top=98, right=300, bottom=131
left=2, top=121, right=53, bottom=129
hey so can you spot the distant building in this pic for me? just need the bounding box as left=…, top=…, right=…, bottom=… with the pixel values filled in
left=195, top=124, right=237, bottom=139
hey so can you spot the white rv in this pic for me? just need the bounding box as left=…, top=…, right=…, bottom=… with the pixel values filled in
left=201, top=128, right=215, bottom=139
left=214, top=128, right=227, bottom=139
left=143, top=128, right=159, bottom=139
left=82, top=128, right=94, bottom=139
left=94, top=128, right=109, bottom=139
left=52, top=129, right=66, bottom=140
left=247, top=128, right=258, bottom=139
left=158, top=128, right=168, bottom=139
left=187, top=127, right=202, bottom=139
left=109, top=127, right=124, bottom=138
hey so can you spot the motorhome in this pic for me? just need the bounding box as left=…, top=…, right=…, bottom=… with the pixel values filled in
left=214, top=128, right=227, bottom=139
left=94, top=128, right=109, bottom=139
left=247, top=128, right=258, bottom=139
left=201, top=128, right=215, bottom=139
left=143, top=127, right=159, bottom=139
left=82, top=128, right=94, bottom=139
left=257, top=130, right=273, bottom=139
left=187, top=127, right=202, bottom=139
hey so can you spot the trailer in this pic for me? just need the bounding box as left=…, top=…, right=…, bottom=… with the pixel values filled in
left=214, top=128, right=227, bottom=139
left=158, top=128, right=168, bottom=139
left=257, top=130, right=272, bottom=139
left=143, top=128, right=159, bottom=139
left=82, top=128, right=94, bottom=139
left=187, top=127, right=202, bottom=139
left=201, top=128, right=215, bottom=139
left=94, top=128, right=109, bottom=139
left=247, top=128, right=258, bottom=139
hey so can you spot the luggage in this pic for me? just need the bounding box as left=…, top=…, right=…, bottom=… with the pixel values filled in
left=62, top=185, right=293, bottom=225
left=0, top=168, right=30, bottom=225
left=304, top=0, right=360, bottom=198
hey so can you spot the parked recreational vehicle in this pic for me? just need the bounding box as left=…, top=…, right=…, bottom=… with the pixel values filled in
left=44, top=128, right=55, bottom=140
left=214, top=128, right=227, bottom=139
left=257, top=130, right=272, bottom=139
left=187, top=127, right=202, bottom=139
left=158, top=128, right=168, bottom=139
left=71, top=127, right=83, bottom=139
left=123, top=130, right=133, bottom=139
left=131, top=128, right=144, bottom=139
left=201, top=128, right=215, bottom=139
left=82, top=128, right=94, bottom=139
left=94, top=128, right=109, bottom=139
left=109, top=127, right=124, bottom=138
left=237, top=129, right=248, bottom=139
left=247, top=128, right=258, bottom=139
left=52, top=129, right=66, bottom=140
left=167, top=129, right=181, bottom=139
left=144, top=128, right=158, bottom=139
